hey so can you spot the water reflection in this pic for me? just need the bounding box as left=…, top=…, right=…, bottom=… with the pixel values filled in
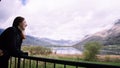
left=49, top=47, right=82, bottom=54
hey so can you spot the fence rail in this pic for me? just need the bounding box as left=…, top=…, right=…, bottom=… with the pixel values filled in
left=9, top=55, right=120, bottom=68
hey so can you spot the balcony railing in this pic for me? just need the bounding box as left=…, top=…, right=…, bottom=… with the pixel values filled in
left=9, top=55, right=120, bottom=68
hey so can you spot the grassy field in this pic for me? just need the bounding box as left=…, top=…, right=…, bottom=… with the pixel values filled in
left=12, top=46, right=119, bottom=68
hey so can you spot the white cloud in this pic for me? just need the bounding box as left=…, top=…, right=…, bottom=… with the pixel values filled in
left=0, top=0, right=23, bottom=28
left=1, top=0, right=120, bottom=41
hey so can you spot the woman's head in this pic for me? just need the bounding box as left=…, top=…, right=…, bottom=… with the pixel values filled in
left=12, top=16, right=27, bottom=30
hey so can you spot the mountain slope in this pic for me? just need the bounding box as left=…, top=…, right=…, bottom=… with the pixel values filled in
left=22, top=36, right=53, bottom=46
left=105, top=20, right=120, bottom=45
left=74, top=19, right=120, bottom=50
left=40, top=38, right=76, bottom=46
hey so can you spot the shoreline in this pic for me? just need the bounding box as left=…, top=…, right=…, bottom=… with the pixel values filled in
left=50, top=53, right=120, bottom=59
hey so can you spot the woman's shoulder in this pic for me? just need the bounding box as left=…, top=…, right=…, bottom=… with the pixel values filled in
left=0, top=27, right=17, bottom=38
left=6, top=27, right=16, bottom=30
left=4, top=27, right=17, bottom=33
left=6, top=27, right=16, bottom=31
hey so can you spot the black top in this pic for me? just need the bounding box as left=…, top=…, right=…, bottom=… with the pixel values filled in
left=0, top=27, right=26, bottom=57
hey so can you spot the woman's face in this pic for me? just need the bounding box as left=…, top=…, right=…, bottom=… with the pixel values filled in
left=19, top=20, right=27, bottom=30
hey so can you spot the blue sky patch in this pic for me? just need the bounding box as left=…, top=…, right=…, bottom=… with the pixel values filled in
left=21, top=0, right=27, bottom=5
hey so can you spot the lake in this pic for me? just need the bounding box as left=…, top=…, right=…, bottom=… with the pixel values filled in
left=48, top=47, right=82, bottom=54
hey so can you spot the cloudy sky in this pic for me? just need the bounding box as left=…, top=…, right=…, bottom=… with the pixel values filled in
left=0, top=0, right=120, bottom=41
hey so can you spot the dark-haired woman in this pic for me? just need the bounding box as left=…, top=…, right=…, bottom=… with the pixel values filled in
left=0, top=16, right=28, bottom=68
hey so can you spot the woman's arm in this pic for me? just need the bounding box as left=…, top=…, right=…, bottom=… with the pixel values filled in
left=5, top=27, right=27, bottom=56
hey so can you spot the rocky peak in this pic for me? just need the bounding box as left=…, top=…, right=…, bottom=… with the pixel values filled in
left=114, top=19, right=120, bottom=25
left=109, top=19, right=120, bottom=34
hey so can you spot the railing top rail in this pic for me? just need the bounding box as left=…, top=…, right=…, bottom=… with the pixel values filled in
left=14, top=55, right=120, bottom=68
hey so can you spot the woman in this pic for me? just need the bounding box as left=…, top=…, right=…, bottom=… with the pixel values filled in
left=0, top=16, right=28, bottom=68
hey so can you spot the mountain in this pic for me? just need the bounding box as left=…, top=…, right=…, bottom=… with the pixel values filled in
left=23, top=37, right=76, bottom=46
left=105, top=19, right=120, bottom=45
left=73, top=33, right=107, bottom=50
left=22, top=36, right=53, bottom=46
left=74, top=19, right=120, bottom=50
left=40, top=38, right=76, bottom=46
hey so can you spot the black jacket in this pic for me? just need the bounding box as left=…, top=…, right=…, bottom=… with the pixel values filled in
left=0, top=27, right=26, bottom=57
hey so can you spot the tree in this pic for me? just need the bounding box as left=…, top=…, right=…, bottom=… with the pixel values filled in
left=83, top=42, right=102, bottom=61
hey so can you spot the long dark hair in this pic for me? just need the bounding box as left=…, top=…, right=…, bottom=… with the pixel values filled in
left=12, top=16, right=25, bottom=27
left=12, top=16, right=26, bottom=39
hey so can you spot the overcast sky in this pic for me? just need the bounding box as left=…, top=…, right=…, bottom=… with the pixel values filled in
left=0, top=0, right=120, bottom=41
